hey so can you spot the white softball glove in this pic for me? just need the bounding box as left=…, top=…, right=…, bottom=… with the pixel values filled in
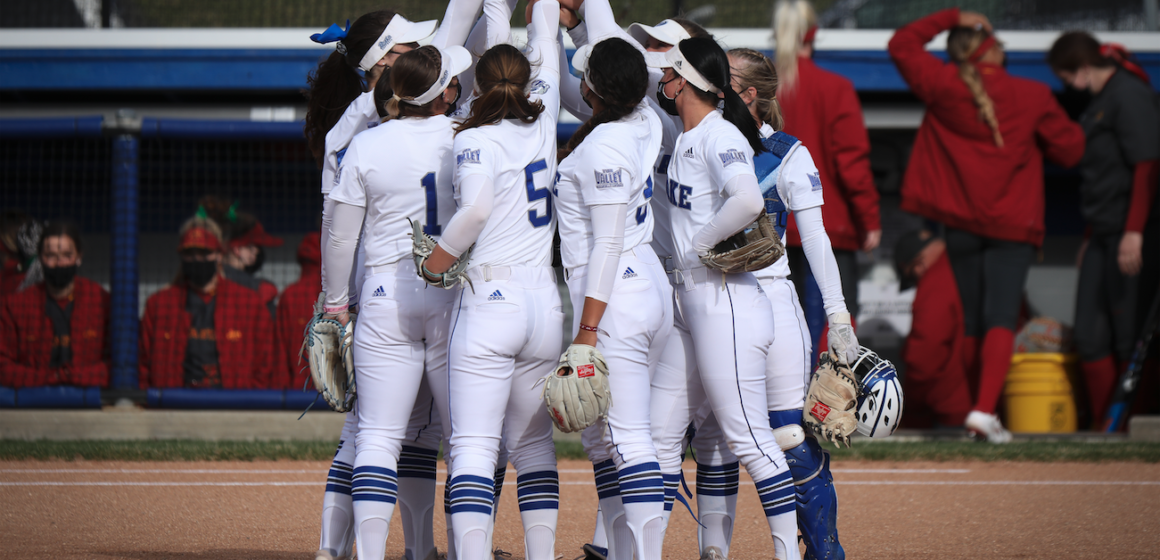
left=541, top=344, right=611, bottom=433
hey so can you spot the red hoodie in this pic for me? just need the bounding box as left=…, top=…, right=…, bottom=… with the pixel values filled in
left=888, top=9, right=1085, bottom=246
left=780, top=56, right=881, bottom=252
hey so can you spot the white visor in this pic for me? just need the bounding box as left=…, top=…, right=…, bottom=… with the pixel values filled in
left=628, top=19, right=692, bottom=48
left=403, top=45, right=472, bottom=106
left=358, top=15, right=438, bottom=71
left=571, top=43, right=603, bottom=96
left=656, top=43, right=719, bottom=94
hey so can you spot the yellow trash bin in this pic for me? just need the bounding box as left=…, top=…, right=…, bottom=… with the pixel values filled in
left=1003, top=353, right=1078, bottom=433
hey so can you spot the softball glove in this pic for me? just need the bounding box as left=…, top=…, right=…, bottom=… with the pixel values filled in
left=700, top=213, right=785, bottom=274
left=541, top=344, right=611, bottom=433
left=301, top=293, right=357, bottom=412
left=803, top=350, right=860, bottom=447
left=410, top=219, right=474, bottom=292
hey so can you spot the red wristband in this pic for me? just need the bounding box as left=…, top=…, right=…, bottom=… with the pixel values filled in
left=579, top=324, right=598, bottom=332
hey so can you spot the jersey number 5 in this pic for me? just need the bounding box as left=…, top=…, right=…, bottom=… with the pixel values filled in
left=421, top=172, right=441, bottom=235
left=525, top=159, right=552, bottom=228
left=635, top=177, right=654, bottom=224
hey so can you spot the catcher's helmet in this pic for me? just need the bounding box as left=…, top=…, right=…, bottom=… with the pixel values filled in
left=850, top=348, right=903, bottom=438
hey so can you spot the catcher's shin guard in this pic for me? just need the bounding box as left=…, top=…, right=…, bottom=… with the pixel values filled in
left=769, top=409, right=844, bottom=560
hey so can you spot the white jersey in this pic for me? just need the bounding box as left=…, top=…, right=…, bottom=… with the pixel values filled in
left=329, top=115, right=458, bottom=266
left=646, top=98, right=683, bottom=261
left=554, top=100, right=662, bottom=269
left=751, top=131, right=824, bottom=283
left=451, top=71, right=560, bottom=268
left=321, top=91, right=380, bottom=195
left=664, top=111, right=759, bottom=271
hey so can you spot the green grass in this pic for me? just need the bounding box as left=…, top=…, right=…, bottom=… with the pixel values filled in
left=2, top=439, right=1159, bottom=462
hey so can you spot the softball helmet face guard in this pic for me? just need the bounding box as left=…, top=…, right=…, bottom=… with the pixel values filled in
left=851, top=347, right=904, bottom=438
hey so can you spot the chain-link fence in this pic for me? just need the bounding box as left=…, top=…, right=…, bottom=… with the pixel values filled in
left=2, top=0, right=1152, bottom=30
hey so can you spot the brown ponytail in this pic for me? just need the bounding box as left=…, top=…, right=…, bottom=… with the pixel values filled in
left=948, top=26, right=1004, bottom=148
left=455, top=44, right=544, bottom=134
left=303, top=9, right=398, bottom=167
left=382, top=46, right=443, bottom=120
left=728, top=48, right=784, bottom=132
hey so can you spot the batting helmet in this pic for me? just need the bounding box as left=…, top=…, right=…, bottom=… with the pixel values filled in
left=850, top=348, right=904, bottom=438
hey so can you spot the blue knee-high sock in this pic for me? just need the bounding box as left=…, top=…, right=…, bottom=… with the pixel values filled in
left=517, top=470, right=560, bottom=560
left=696, top=461, right=739, bottom=557
left=352, top=463, right=400, bottom=560
left=618, top=462, right=666, bottom=560
left=449, top=474, right=495, bottom=560
left=397, top=445, right=439, bottom=560
left=319, top=441, right=355, bottom=557
left=755, top=470, right=797, bottom=560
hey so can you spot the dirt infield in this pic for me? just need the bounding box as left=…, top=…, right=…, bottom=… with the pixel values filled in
left=2, top=458, right=1158, bottom=559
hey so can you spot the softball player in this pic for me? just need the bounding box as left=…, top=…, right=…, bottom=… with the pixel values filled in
left=419, top=2, right=563, bottom=560
left=689, top=47, right=859, bottom=560
left=555, top=37, right=672, bottom=560
left=647, top=37, right=800, bottom=560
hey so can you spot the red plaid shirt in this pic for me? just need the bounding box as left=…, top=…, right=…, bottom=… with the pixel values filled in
left=275, top=264, right=320, bottom=389
left=1, top=258, right=25, bottom=298
left=139, top=276, right=275, bottom=389
left=0, top=277, right=110, bottom=387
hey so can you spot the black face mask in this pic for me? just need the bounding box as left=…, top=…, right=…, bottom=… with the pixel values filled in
left=183, top=260, right=218, bottom=289
left=42, top=264, right=77, bottom=290
left=444, top=82, right=463, bottom=117
left=656, top=78, right=680, bottom=116
left=244, top=247, right=266, bottom=275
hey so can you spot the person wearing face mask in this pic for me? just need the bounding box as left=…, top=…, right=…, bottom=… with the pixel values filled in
left=0, top=221, right=110, bottom=388
left=1047, top=31, right=1160, bottom=427
left=138, top=216, right=274, bottom=389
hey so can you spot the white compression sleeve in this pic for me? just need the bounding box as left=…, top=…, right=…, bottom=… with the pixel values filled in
left=578, top=0, right=638, bottom=48
left=584, top=203, right=628, bottom=303
left=692, top=174, right=764, bottom=256
left=567, top=20, right=589, bottom=47
left=796, top=205, right=848, bottom=316
left=431, top=0, right=484, bottom=50
left=559, top=28, right=594, bottom=121
left=323, top=201, right=367, bottom=311
left=438, top=174, right=494, bottom=258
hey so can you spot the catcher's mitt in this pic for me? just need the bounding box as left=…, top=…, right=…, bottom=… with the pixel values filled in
left=300, top=293, right=357, bottom=412
left=803, top=350, right=859, bottom=447
left=541, top=344, right=611, bottom=433
left=700, top=213, right=785, bottom=274
left=410, top=219, right=474, bottom=292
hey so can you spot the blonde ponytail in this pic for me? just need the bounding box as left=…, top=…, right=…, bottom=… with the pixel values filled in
left=948, top=27, right=1004, bottom=148
left=772, top=0, right=816, bottom=93
left=729, top=48, right=784, bottom=131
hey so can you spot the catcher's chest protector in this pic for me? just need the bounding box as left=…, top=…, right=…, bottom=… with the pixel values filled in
left=753, top=131, right=800, bottom=239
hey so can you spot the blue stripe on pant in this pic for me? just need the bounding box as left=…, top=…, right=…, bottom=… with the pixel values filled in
left=516, top=470, right=560, bottom=512
left=449, top=474, right=495, bottom=515
left=593, top=459, right=620, bottom=500
left=755, top=471, right=795, bottom=517
left=695, top=461, right=740, bottom=497
left=397, top=445, right=439, bottom=480
left=351, top=466, right=399, bottom=504
left=662, top=473, right=681, bottom=512
left=326, top=459, right=354, bottom=495
left=617, top=461, right=665, bottom=504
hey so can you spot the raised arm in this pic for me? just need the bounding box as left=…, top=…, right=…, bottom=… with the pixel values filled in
left=431, top=0, right=485, bottom=50
left=887, top=8, right=964, bottom=103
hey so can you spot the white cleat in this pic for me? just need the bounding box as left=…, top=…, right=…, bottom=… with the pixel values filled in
left=966, top=411, right=1013, bottom=444
left=700, top=546, right=727, bottom=560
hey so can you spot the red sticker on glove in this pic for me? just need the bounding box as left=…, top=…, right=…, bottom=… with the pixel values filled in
left=577, top=364, right=595, bottom=378
left=810, top=402, right=831, bottom=422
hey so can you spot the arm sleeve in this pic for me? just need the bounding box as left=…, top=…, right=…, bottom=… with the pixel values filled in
left=577, top=0, right=637, bottom=47
left=439, top=173, right=495, bottom=257
left=782, top=146, right=825, bottom=211
left=431, top=0, right=485, bottom=50
left=559, top=28, right=595, bottom=121
left=1126, top=160, right=1159, bottom=233
left=1035, top=90, right=1086, bottom=168
left=323, top=202, right=366, bottom=311
left=796, top=205, right=848, bottom=316
left=584, top=203, right=628, bottom=303
left=527, top=0, right=562, bottom=122
left=692, top=174, right=764, bottom=255
left=567, top=19, right=589, bottom=47
left=826, top=82, right=880, bottom=235
left=887, top=8, right=960, bottom=103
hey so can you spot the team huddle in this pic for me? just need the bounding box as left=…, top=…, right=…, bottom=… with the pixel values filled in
left=300, top=0, right=901, bottom=559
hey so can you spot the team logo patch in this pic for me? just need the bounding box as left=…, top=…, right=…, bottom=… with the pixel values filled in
left=378, top=35, right=394, bottom=49
left=488, top=290, right=505, bottom=301
left=373, top=286, right=385, bottom=297
left=622, top=267, right=637, bottom=279
left=528, top=79, right=550, bottom=94
left=682, top=147, right=694, bottom=159
left=437, top=69, right=449, bottom=88
left=456, top=148, right=481, bottom=167
left=227, top=329, right=243, bottom=342
left=594, top=168, right=624, bottom=189
left=577, top=364, right=595, bottom=378
left=718, top=149, right=747, bottom=167
left=810, top=402, right=831, bottom=422
left=807, top=171, right=822, bottom=192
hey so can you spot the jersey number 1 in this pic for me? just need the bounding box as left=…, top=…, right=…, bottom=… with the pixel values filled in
left=525, top=159, right=552, bottom=228
left=422, top=172, right=441, bottom=236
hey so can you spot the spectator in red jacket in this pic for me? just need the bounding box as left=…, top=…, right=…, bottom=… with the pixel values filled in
left=138, top=217, right=274, bottom=389
left=889, top=9, right=1085, bottom=442
left=1, top=221, right=110, bottom=387
left=1, top=212, right=37, bottom=297
left=773, top=0, right=882, bottom=334
left=895, top=230, right=972, bottom=429
left=275, top=231, right=322, bottom=389
left=1048, top=32, right=1160, bottom=426
left=196, top=197, right=283, bottom=318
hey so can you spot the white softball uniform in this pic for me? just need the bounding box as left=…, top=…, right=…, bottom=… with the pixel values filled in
left=441, top=3, right=563, bottom=560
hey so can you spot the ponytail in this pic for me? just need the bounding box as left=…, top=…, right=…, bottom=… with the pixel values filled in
left=728, top=48, right=784, bottom=132
left=947, top=26, right=1004, bottom=148
left=456, top=44, right=544, bottom=134
left=558, top=38, right=648, bottom=162
left=772, top=0, right=817, bottom=93
left=303, top=10, right=398, bottom=167
left=373, top=67, right=396, bottom=120
left=678, top=38, right=765, bottom=154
